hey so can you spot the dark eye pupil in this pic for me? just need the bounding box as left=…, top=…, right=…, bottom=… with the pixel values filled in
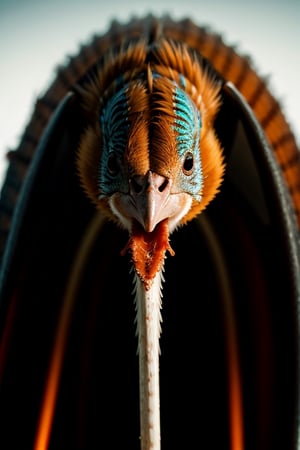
left=183, top=153, right=194, bottom=175
left=107, top=154, right=119, bottom=176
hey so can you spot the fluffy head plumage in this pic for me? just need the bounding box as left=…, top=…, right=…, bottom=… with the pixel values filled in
left=76, top=36, right=225, bottom=226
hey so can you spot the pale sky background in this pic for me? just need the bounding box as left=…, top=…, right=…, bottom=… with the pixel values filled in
left=0, top=0, right=299, bottom=185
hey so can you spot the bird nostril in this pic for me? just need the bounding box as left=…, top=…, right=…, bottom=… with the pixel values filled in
left=131, top=174, right=169, bottom=194
left=130, top=177, right=143, bottom=194
left=158, top=179, right=169, bottom=192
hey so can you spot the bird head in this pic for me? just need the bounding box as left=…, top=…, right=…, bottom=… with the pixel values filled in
left=76, top=38, right=225, bottom=288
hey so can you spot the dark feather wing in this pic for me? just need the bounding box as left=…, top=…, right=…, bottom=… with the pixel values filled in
left=0, top=79, right=299, bottom=449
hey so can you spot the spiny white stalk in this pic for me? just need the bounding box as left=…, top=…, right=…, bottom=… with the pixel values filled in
left=133, top=268, right=165, bottom=450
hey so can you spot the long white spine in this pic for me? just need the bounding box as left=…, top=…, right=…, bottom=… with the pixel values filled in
left=133, top=270, right=164, bottom=450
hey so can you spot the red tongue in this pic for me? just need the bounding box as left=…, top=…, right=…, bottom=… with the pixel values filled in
left=121, top=219, right=175, bottom=290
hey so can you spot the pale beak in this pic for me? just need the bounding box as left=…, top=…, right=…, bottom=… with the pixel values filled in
left=129, top=171, right=172, bottom=232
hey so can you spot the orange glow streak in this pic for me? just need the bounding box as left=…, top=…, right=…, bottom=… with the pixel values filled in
left=34, top=298, right=71, bottom=450
left=196, top=216, right=244, bottom=450
left=34, top=213, right=104, bottom=450
left=226, top=306, right=244, bottom=450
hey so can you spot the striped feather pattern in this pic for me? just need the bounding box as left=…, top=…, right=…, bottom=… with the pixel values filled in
left=0, top=14, right=299, bottom=259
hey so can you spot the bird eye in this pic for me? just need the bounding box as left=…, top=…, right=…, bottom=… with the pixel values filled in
left=107, top=154, right=119, bottom=176
left=182, top=152, right=194, bottom=175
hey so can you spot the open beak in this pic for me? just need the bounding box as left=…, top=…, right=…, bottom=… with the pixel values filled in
left=115, top=170, right=192, bottom=288
left=119, top=171, right=175, bottom=289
